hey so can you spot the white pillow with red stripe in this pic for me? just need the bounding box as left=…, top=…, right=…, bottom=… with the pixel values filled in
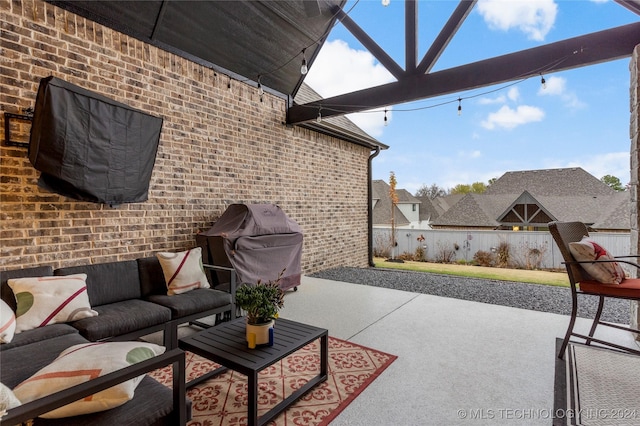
left=13, top=341, right=165, bottom=418
left=7, top=274, right=98, bottom=333
left=156, top=247, right=210, bottom=295
left=0, top=299, right=16, bottom=343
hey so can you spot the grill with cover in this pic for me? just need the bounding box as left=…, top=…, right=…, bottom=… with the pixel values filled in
left=197, top=204, right=303, bottom=291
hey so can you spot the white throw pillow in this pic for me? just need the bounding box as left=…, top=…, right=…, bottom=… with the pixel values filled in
left=156, top=247, right=210, bottom=295
left=569, top=236, right=625, bottom=285
left=13, top=341, right=165, bottom=418
left=0, top=300, right=16, bottom=343
left=0, top=382, right=21, bottom=412
left=7, top=274, right=98, bottom=333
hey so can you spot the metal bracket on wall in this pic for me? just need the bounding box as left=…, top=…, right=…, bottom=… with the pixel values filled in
left=4, top=110, right=33, bottom=148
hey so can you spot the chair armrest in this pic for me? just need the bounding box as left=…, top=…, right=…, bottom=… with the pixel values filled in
left=564, top=259, right=640, bottom=270
left=2, top=349, right=187, bottom=425
left=203, top=263, right=237, bottom=300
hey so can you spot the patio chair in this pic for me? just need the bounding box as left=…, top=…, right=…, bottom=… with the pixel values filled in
left=549, top=221, right=640, bottom=359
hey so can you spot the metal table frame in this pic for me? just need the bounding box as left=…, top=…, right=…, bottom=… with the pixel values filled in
left=179, top=317, right=328, bottom=426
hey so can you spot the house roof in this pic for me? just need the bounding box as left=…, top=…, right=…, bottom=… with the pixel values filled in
left=431, top=168, right=630, bottom=230
left=372, top=180, right=410, bottom=226
left=485, top=167, right=615, bottom=196
left=294, top=84, right=387, bottom=149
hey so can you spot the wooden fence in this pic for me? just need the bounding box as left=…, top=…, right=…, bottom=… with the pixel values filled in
left=372, top=228, right=631, bottom=270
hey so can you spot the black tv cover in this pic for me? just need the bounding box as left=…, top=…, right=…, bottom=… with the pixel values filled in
left=29, top=76, right=162, bottom=204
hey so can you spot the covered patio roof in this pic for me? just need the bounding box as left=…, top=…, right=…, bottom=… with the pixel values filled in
left=49, top=0, right=640, bottom=125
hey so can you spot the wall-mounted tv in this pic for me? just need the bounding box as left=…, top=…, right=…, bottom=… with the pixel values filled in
left=29, top=76, right=163, bottom=205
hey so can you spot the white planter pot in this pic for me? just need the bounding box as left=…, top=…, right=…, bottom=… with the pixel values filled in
left=246, top=319, right=275, bottom=348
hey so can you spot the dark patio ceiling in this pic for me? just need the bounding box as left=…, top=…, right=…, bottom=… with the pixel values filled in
left=49, top=0, right=640, bottom=126
left=48, top=0, right=345, bottom=97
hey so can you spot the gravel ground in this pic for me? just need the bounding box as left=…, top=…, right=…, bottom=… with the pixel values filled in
left=309, top=266, right=631, bottom=324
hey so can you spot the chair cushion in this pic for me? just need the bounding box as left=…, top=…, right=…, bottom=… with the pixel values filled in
left=146, top=288, right=232, bottom=318
left=69, top=300, right=171, bottom=341
left=13, top=341, right=165, bottom=419
left=7, top=274, right=98, bottom=333
left=579, top=278, right=640, bottom=298
left=156, top=248, right=210, bottom=295
left=0, top=300, right=16, bottom=344
left=0, top=324, right=79, bottom=352
left=569, top=237, right=625, bottom=284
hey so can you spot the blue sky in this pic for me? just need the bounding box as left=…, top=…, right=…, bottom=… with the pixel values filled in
left=304, top=0, right=638, bottom=194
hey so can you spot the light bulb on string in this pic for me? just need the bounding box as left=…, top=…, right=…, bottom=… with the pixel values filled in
left=457, top=98, right=462, bottom=116
left=540, top=74, right=546, bottom=89
left=257, top=75, right=264, bottom=96
left=317, top=106, right=322, bottom=123
left=384, top=109, right=388, bottom=126
left=300, top=49, right=308, bottom=75
left=382, top=0, right=390, bottom=6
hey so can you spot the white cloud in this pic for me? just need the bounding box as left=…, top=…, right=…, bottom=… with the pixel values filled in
left=538, top=75, right=586, bottom=109
left=477, top=0, right=557, bottom=41
left=304, top=39, right=396, bottom=137
left=507, top=87, right=520, bottom=102
left=539, top=75, right=565, bottom=95
left=478, top=94, right=507, bottom=105
left=481, top=105, right=545, bottom=129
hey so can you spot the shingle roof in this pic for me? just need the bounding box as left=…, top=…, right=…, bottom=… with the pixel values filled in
left=294, top=84, right=388, bottom=150
left=372, top=179, right=410, bottom=226
left=431, top=168, right=629, bottom=230
left=485, top=167, right=615, bottom=196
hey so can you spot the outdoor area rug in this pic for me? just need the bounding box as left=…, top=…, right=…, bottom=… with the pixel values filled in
left=149, top=337, right=397, bottom=426
left=554, top=339, right=640, bottom=426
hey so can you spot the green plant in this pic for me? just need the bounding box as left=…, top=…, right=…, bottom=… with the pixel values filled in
left=235, top=269, right=285, bottom=325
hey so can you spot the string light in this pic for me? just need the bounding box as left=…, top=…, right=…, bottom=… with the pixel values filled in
left=300, top=49, right=308, bottom=75
left=540, top=74, right=546, bottom=89
left=317, top=106, right=322, bottom=123
left=384, top=109, right=388, bottom=126
left=457, top=98, right=462, bottom=116
left=382, top=0, right=390, bottom=6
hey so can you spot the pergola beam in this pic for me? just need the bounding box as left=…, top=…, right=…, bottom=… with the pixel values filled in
left=288, top=22, right=640, bottom=124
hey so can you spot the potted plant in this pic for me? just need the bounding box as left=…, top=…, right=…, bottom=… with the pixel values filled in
left=235, top=269, right=285, bottom=348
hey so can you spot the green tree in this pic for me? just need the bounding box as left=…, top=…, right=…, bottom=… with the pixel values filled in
left=450, top=181, right=487, bottom=195
left=601, top=174, right=625, bottom=191
left=415, top=183, right=447, bottom=199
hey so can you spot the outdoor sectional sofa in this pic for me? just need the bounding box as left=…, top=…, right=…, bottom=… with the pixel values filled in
left=0, top=249, right=236, bottom=425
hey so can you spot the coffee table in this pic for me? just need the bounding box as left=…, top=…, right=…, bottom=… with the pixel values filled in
left=178, top=317, right=328, bottom=426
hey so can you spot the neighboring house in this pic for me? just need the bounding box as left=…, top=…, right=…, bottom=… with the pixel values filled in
left=373, top=180, right=430, bottom=229
left=430, top=167, right=630, bottom=231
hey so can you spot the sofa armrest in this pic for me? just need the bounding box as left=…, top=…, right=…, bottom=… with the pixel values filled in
left=203, top=263, right=237, bottom=302
left=2, top=349, right=187, bottom=425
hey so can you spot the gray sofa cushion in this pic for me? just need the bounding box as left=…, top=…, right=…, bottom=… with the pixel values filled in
left=0, top=332, right=89, bottom=388
left=1, top=266, right=54, bottom=311
left=55, top=260, right=142, bottom=306
left=146, top=289, right=232, bottom=318
left=0, top=324, right=79, bottom=352
left=70, top=299, right=171, bottom=341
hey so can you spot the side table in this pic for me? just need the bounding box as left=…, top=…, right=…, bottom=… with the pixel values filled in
left=179, top=317, right=328, bottom=426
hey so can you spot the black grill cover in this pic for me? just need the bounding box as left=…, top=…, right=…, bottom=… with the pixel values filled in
left=29, top=76, right=162, bottom=204
left=197, top=204, right=303, bottom=291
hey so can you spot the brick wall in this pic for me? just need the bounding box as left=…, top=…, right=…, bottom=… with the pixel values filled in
left=0, top=0, right=371, bottom=273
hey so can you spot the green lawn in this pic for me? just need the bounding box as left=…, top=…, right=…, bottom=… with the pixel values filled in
left=373, top=257, right=570, bottom=287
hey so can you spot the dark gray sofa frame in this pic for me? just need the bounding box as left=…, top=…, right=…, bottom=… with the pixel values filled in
left=2, top=348, right=187, bottom=425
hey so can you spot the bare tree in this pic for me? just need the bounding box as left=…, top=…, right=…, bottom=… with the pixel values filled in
left=415, top=183, right=447, bottom=199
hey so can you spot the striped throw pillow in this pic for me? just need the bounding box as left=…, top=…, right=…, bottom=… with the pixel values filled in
left=156, top=247, right=210, bottom=295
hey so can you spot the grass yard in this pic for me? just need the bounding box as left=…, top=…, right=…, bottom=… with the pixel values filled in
left=373, top=257, right=570, bottom=287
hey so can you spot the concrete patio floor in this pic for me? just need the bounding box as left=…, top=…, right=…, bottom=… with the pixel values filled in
left=278, top=276, right=640, bottom=426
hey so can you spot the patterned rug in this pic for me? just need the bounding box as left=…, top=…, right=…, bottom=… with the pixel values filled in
left=149, top=337, right=397, bottom=426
